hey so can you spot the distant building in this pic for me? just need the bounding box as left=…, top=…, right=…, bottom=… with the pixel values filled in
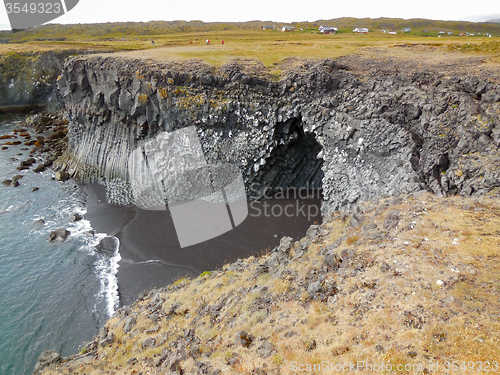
left=261, top=26, right=274, bottom=30
left=282, top=26, right=296, bottom=32
left=388, top=31, right=397, bottom=35
left=353, top=28, right=369, bottom=33
left=459, top=33, right=466, bottom=36
left=402, top=28, right=411, bottom=33
left=448, top=31, right=453, bottom=35
left=319, top=26, right=338, bottom=34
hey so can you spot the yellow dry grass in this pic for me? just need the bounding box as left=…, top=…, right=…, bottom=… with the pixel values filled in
left=106, top=32, right=500, bottom=69
left=3, top=30, right=498, bottom=70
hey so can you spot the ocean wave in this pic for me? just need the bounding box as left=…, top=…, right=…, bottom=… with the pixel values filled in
left=54, top=193, right=122, bottom=317
left=89, top=234, right=121, bottom=316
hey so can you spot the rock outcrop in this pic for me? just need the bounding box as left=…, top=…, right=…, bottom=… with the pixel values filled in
left=55, top=55, right=500, bottom=213
left=0, top=49, right=107, bottom=112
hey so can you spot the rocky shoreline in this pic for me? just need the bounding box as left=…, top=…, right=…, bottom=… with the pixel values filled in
left=0, top=112, right=81, bottom=244
left=1, top=112, right=70, bottom=183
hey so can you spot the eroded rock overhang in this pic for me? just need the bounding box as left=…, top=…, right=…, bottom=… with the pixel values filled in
left=56, top=56, right=500, bottom=215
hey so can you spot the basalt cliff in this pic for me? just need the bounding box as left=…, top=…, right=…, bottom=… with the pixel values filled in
left=54, top=54, right=500, bottom=214
left=16, top=52, right=500, bottom=375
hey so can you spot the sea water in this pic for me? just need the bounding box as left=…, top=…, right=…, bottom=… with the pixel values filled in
left=0, top=114, right=119, bottom=375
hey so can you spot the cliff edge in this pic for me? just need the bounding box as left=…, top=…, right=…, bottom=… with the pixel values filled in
left=55, top=54, right=500, bottom=214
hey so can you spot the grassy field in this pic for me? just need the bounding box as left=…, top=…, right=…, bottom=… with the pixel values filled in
left=110, top=31, right=500, bottom=68
left=2, top=29, right=499, bottom=70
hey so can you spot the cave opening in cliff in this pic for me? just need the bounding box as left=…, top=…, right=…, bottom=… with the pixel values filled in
left=258, top=117, right=324, bottom=200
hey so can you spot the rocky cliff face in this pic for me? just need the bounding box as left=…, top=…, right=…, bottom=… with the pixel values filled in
left=0, top=50, right=85, bottom=110
left=56, top=55, right=500, bottom=213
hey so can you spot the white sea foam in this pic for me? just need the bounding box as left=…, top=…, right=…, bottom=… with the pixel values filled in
left=54, top=193, right=122, bottom=317
left=83, top=227, right=121, bottom=317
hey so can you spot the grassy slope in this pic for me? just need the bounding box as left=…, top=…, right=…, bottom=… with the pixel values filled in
left=1, top=18, right=500, bottom=41
left=1, top=17, right=500, bottom=71
left=1, top=26, right=499, bottom=70
left=104, top=33, right=500, bottom=70
left=43, top=193, right=500, bottom=374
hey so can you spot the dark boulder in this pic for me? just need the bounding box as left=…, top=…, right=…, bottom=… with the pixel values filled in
left=307, top=280, right=323, bottom=298
left=33, top=165, right=46, bottom=173
left=68, top=213, right=83, bottom=222
left=48, top=229, right=70, bottom=243
left=55, top=171, right=70, bottom=182
left=20, top=158, right=35, bottom=167
left=324, top=250, right=342, bottom=270
left=96, top=236, right=119, bottom=254
left=33, top=350, right=61, bottom=375
left=123, top=316, right=136, bottom=334
left=236, top=330, right=254, bottom=347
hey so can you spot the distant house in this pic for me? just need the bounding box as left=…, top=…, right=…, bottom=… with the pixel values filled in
left=282, top=26, right=295, bottom=32
left=402, top=28, right=411, bottom=33
left=319, top=26, right=338, bottom=34
left=448, top=31, right=453, bottom=35
left=353, top=28, right=369, bottom=33
left=388, top=31, right=397, bottom=35
left=438, top=31, right=446, bottom=34
left=459, top=32, right=466, bottom=36
left=261, top=26, right=274, bottom=30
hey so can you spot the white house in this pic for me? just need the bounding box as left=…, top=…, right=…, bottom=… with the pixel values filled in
left=282, top=26, right=295, bottom=32
left=353, top=28, right=369, bottom=33
left=319, top=26, right=338, bottom=34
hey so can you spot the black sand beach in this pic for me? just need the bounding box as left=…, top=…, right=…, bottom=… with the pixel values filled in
left=82, top=183, right=322, bottom=306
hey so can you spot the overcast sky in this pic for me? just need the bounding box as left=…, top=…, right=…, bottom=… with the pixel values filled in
left=1, top=0, right=499, bottom=30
